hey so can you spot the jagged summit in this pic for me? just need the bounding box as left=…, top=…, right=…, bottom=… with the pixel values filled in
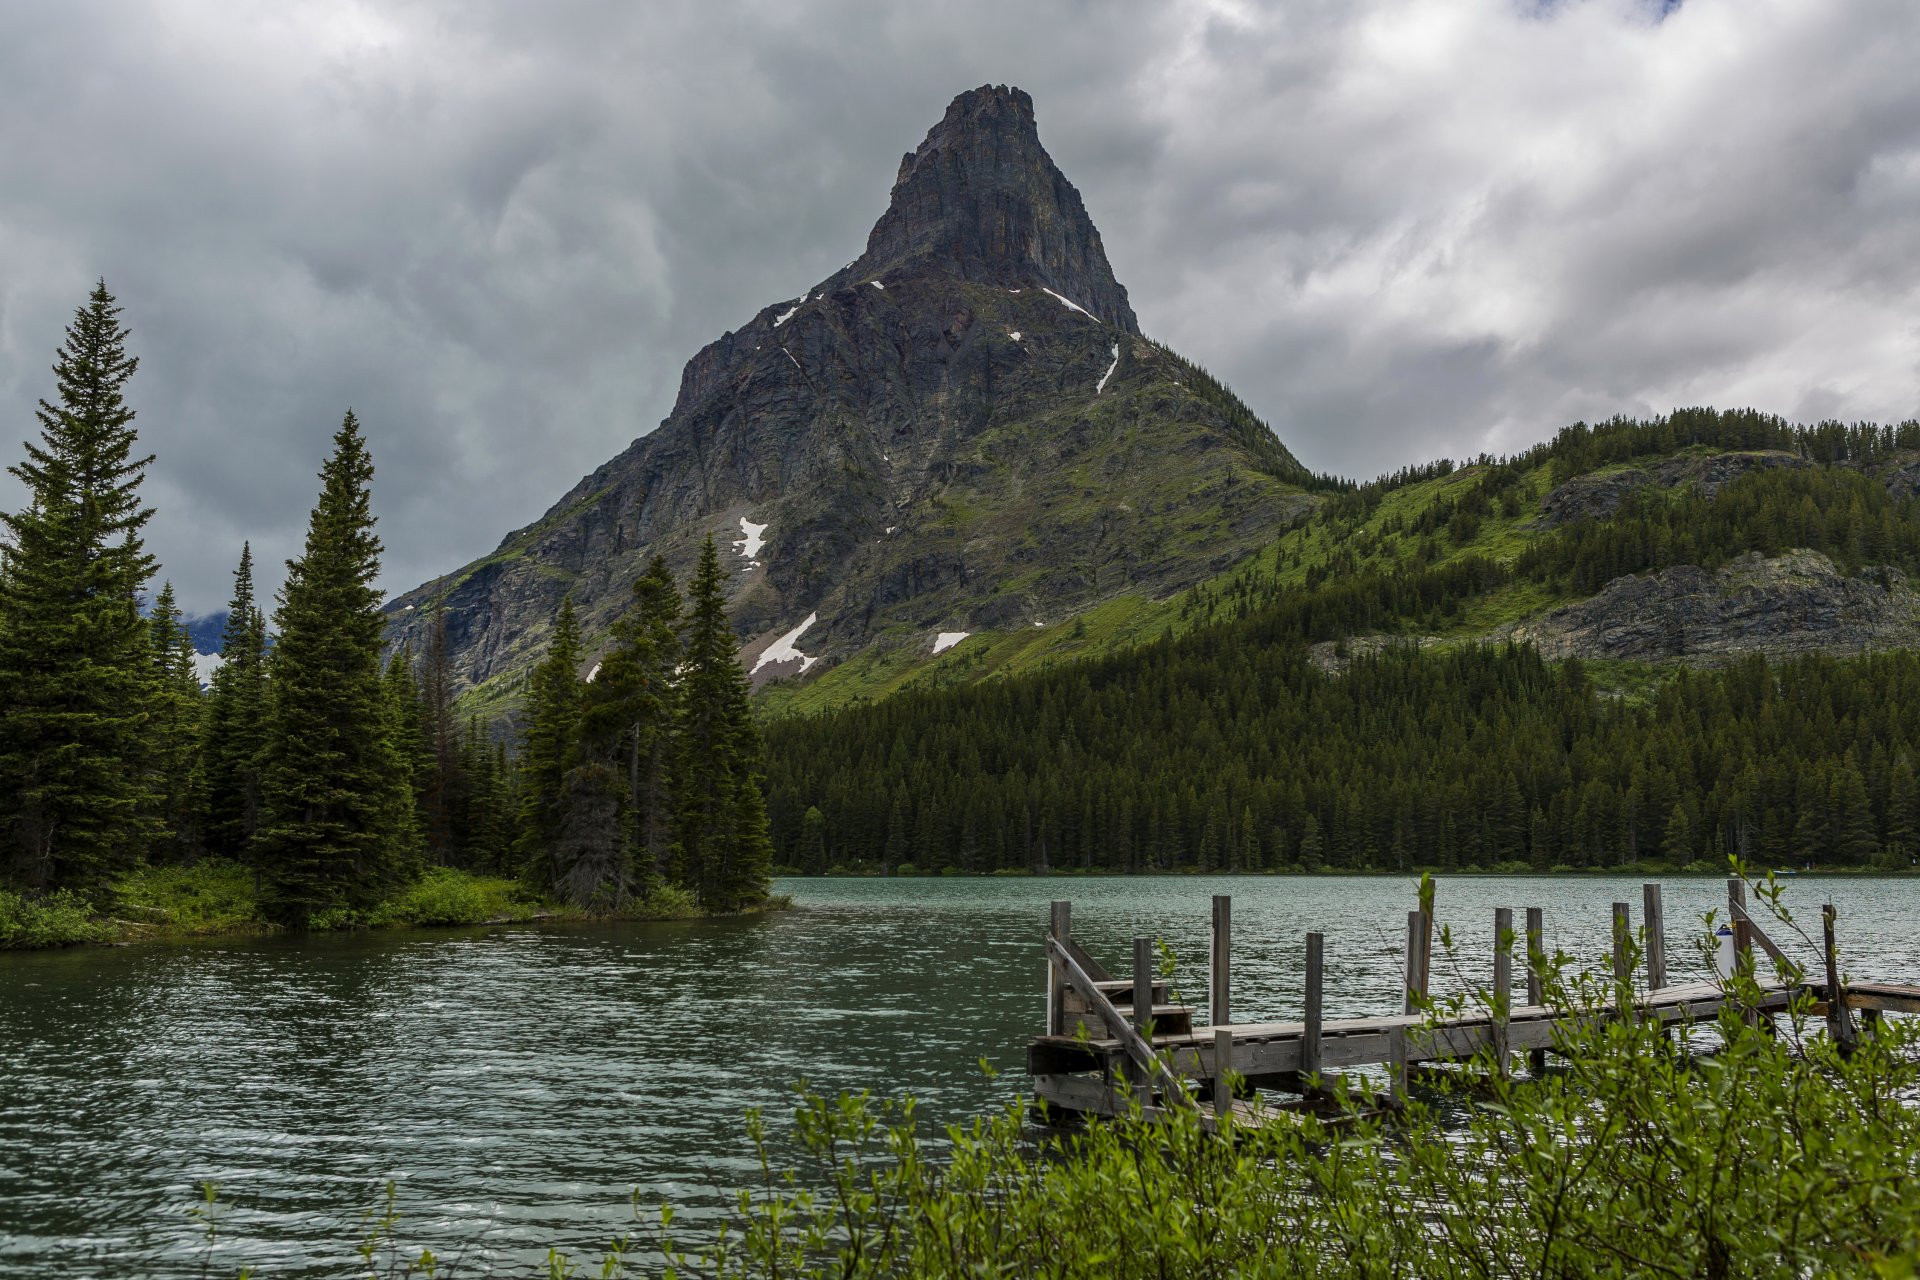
left=387, top=87, right=1306, bottom=710
left=854, top=85, right=1138, bottom=334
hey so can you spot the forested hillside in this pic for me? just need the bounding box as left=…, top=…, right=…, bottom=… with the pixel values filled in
left=764, top=410, right=1920, bottom=875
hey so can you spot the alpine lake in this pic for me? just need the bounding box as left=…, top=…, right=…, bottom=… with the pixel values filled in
left=5, top=873, right=1918, bottom=1276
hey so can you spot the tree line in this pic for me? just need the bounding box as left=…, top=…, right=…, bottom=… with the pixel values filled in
left=0, top=284, right=769, bottom=923
left=766, top=638, right=1920, bottom=876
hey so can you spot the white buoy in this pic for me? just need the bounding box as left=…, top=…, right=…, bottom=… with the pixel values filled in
left=1712, top=924, right=1736, bottom=977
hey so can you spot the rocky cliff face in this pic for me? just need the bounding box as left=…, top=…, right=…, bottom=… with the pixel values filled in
left=1503, top=549, right=1920, bottom=662
left=386, top=86, right=1310, bottom=704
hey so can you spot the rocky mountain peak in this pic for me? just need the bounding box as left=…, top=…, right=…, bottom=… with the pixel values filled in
left=854, top=84, right=1139, bottom=334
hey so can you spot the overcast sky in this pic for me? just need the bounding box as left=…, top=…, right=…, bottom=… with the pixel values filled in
left=2, top=0, right=1916, bottom=615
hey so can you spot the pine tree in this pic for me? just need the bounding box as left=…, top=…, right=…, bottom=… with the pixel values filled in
left=577, top=556, right=682, bottom=893
left=202, top=545, right=270, bottom=860
left=673, top=537, right=772, bottom=911
left=0, top=282, right=159, bottom=894
left=515, top=597, right=583, bottom=885
left=145, top=582, right=206, bottom=860
left=460, top=716, right=511, bottom=872
left=255, top=412, right=417, bottom=925
left=418, top=614, right=466, bottom=863
left=383, top=644, right=432, bottom=846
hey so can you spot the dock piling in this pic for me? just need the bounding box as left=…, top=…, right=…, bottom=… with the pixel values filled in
left=1213, top=1028, right=1233, bottom=1123
left=1493, top=907, right=1513, bottom=1077
left=1047, top=900, right=1071, bottom=1036
left=1525, top=907, right=1547, bottom=1076
left=1823, top=904, right=1856, bottom=1054
left=1210, top=895, right=1232, bottom=1027
left=1727, top=879, right=1754, bottom=976
left=1404, top=910, right=1428, bottom=1015
left=1642, top=883, right=1667, bottom=990
left=1131, top=937, right=1154, bottom=1093
left=1612, top=902, right=1632, bottom=991
left=1303, top=931, right=1324, bottom=1084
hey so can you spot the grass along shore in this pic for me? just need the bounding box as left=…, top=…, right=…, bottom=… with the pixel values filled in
left=0, top=859, right=777, bottom=950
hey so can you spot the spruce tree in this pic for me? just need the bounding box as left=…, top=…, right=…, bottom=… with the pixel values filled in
left=145, top=581, right=206, bottom=860
left=418, top=614, right=465, bottom=863
left=460, top=715, right=511, bottom=872
left=202, top=545, right=270, bottom=860
left=383, top=643, right=433, bottom=846
left=673, top=537, right=772, bottom=912
left=515, top=597, right=583, bottom=885
left=0, top=282, right=159, bottom=894
left=254, top=412, right=416, bottom=924
left=580, top=555, right=682, bottom=891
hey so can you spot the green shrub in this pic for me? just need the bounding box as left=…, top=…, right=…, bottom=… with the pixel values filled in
left=365, top=868, right=542, bottom=928
left=112, top=859, right=260, bottom=935
left=0, top=888, right=107, bottom=948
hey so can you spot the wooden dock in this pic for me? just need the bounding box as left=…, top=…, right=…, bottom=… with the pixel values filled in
left=1026, top=881, right=1920, bottom=1129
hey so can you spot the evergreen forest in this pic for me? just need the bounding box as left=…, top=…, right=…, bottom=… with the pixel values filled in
left=0, top=285, right=771, bottom=938
left=764, top=408, right=1920, bottom=878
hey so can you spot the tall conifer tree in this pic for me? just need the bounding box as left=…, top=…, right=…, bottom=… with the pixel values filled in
left=418, top=614, right=465, bottom=863
left=580, top=555, right=682, bottom=890
left=515, top=597, right=583, bottom=884
left=255, top=412, right=416, bottom=924
left=673, top=537, right=772, bottom=912
left=202, top=545, right=270, bottom=860
left=0, top=282, right=158, bottom=894
left=145, top=581, right=206, bottom=860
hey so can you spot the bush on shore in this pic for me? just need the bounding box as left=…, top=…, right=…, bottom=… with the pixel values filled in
left=0, top=861, right=737, bottom=949
left=0, top=888, right=109, bottom=948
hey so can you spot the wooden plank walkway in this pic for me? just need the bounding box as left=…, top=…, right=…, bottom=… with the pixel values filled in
left=1027, top=881, right=1912, bottom=1127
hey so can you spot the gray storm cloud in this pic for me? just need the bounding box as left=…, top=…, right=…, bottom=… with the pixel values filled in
left=1, top=0, right=1915, bottom=615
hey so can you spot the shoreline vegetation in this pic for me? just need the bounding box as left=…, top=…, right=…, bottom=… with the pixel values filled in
left=0, top=858, right=795, bottom=951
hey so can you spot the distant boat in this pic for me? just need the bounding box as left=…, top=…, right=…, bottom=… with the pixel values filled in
left=1772, top=868, right=1800, bottom=877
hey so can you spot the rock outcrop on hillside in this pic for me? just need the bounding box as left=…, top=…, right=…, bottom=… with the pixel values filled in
left=385, top=85, right=1310, bottom=700
left=1503, top=549, right=1920, bottom=662
left=1534, top=450, right=1809, bottom=528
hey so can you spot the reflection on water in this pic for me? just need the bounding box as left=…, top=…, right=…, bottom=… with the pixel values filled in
left=3, top=874, right=1916, bottom=1275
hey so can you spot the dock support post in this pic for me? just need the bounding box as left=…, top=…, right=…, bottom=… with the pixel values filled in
left=1642, top=883, right=1667, bottom=990
left=1525, top=907, right=1546, bottom=1077
left=1404, top=910, right=1428, bottom=1015
left=1303, top=931, right=1324, bottom=1087
left=1210, top=894, right=1231, bottom=1027
left=1823, top=904, right=1856, bottom=1055
left=1389, top=1026, right=1408, bottom=1107
left=1047, top=901, right=1071, bottom=1036
left=1493, top=908, right=1512, bottom=1079
left=1131, top=937, right=1154, bottom=1096
left=1214, top=1027, right=1233, bottom=1127
left=1612, top=902, right=1633, bottom=1020
left=1727, top=878, right=1753, bottom=976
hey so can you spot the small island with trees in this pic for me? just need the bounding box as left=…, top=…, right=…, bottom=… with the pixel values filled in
left=0, top=284, right=775, bottom=949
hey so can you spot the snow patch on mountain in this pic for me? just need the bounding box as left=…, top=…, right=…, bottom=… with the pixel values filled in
left=753, top=613, right=820, bottom=674
left=1042, top=288, right=1096, bottom=321
left=737, top=517, right=767, bottom=560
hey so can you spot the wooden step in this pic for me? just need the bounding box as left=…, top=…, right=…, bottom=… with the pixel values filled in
left=1075, top=979, right=1171, bottom=1008
left=1062, top=1003, right=1195, bottom=1040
